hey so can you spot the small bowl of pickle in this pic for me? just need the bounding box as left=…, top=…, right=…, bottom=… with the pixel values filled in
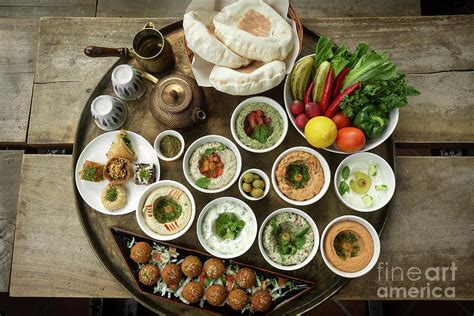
left=238, top=168, right=270, bottom=201
left=153, top=130, right=185, bottom=161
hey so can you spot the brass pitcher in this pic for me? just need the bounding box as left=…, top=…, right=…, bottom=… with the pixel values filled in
left=84, top=22, right=175, bottom=74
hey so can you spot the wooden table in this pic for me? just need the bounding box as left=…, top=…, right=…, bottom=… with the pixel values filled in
left=1, top=11, right=473, bottom=310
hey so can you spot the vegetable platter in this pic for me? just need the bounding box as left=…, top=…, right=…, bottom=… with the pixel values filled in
left=72, top=20, right=396, bottom=315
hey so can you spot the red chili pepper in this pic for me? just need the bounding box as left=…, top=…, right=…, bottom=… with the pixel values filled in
left=303, top=81, right=314, bottom=105
left=319, top=68, right=334, bottom=114
left=332, top=67, right=350, bottom=99
left=225, top=275, right=234, bottom=292
left=325, top=82, right=360, bottom=118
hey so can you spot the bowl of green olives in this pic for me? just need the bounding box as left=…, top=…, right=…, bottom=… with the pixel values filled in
left=238, top=168, right=270, bottom=201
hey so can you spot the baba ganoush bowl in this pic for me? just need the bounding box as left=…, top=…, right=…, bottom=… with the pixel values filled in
left=197, top=197, right=257, bottom=259
left=334, top=152, right=395, bottom=212
left=183, top=135, right=242, bottom=194
left=320, top=215, right=380, bottom=278
left=258, top=208, right=319, bottom=271
left=230, top=96, right=288, bottom=153
left=271, top=146, right=331, bottom=206
left=136, top=180, right=196, bottom=241
left=283, top=54, right=399, bottom=154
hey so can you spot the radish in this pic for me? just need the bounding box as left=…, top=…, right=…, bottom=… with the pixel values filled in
left=290, top=100, right=304, bottom=116
left=295, top=113, right=309, bottom=129
left=305, top=102, right=321, bottom=118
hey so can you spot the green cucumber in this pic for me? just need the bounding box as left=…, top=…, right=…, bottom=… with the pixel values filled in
left=312, top=61, right=331, bottom=103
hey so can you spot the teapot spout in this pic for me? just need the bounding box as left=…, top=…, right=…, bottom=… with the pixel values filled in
left=192, top=108, right=207, bottom=122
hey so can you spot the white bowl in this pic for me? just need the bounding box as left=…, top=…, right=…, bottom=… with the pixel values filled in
left=320, top=215, right=381, bottom=278
left=182, top=135, right=242, bottom=194
left=230, top=96, right=288, bottom=153
left=283, top=54, right=399, bottom=154
left=238, top=168, right=270, bottom=201
left=258, top=208, right=319, bottom=271
left=136, top=180, right=196, bottom=241
left=271, top=146, right=331, bottom=206
left=197, top=197, right=257, bottom=259
left=153, top=130, right=185, bottom=161
left=334, top=152, right=395, bottom=212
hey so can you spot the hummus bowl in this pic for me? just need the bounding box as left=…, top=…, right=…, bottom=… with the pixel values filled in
left=136, top=180, right=196, bottom=241
left=258, top=208, right=319, bottom=271
left=230, top=96, right=288, bottom=153
left=271, top=146, right=331, bottom=206
left=197, top=197, right=257, bottom=259
left=183, top=135, right=242, bottom=193
left=334, top=152, right=395, bottom=212
left=283, top=54, right=399, bottom=154
left=320, top=215, right=381, bottom=278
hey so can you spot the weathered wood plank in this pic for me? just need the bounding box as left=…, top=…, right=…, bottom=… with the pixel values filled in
left=0, top=0, right=96, bottom=17
left=10, top=155, right=473, bottom=300
left=0, top=151, right=23, bottom=293
left=28, top=16, right=474, bottom=145
left=336, top=157, right=474, bottom=300
left=0, top=18, right=37, bottom=144
left=96, top=0, right=420, bottom=18
left=10, top=155, right=128, bottom=298
left=28, top=17, right=176, bottom=145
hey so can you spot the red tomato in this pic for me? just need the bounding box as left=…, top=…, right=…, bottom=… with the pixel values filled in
left=331, top=112, right=352, bottom=130
left=336, top=127, right=366, bottom=153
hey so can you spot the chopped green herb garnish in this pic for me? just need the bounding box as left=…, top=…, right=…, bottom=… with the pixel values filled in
left=214, top=213, right=245, bottom=240
left=106, top=186, right=118, bottom=202
left=204, top=144, right=225, bottom=155
left=153, top=197, right=182, bottom=223
left=138, top=168, right=150, bottom=181
left=195, top=177, right=211, bottom=189
left=83, top=166, right=97, bottom=181
left=251, top=125, right=272, bottom=144
left=285, top=163, right=310, bottom=189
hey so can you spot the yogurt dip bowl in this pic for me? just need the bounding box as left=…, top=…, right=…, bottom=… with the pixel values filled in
left=258, top=208, right=319, bottom=271
left=334, top=152, right=395, bottom=212
left=183, top=135, right=242, bottom=194
left=230, top=96, right=288, bottom=153
left=320, top=215, right=381, bottom=278
left=197, top=197, right=257, bottom=259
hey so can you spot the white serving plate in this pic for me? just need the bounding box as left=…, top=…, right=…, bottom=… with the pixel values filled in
left=283, top=54, right=399, bottom=154
left=75, top=130, right=160, bottom=215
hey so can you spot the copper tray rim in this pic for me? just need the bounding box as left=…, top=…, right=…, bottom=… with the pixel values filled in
left=72, top=19, right=396, bottom=315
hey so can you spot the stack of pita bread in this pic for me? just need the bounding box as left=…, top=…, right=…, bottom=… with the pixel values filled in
left=183, top=0, right=294, bottom=95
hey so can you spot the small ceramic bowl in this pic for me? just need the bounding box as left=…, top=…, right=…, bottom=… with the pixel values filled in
left=334, top=152, right=396, bottom=212
left=320, top=215, right=381, bottom=278
left=183, top=135, right=242, bottom=194
left=230, top=96, right=288, bottom=154
left=136, top=180, right=196, bottom=241
left=271, top=146, right=331, bottom=206
left=238, top=168, right=270, bottom=201
left=197, top=197, right=257, bottom=259
left=90, top=95, right=127, bottom=131
left=154, top=130, right=185, bottom=161
left=112, top=64, right=146, bottom=101
left=258, top=208, right=319, bottom=271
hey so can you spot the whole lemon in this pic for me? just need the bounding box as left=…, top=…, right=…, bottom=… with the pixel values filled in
left=304, top=116, right=337, bottom=148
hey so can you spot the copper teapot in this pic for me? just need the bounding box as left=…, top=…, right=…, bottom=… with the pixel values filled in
left=149, top=73, right=206, bottom=129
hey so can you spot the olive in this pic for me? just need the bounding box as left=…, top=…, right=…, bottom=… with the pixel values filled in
left=252, top=179, right=265, bottom=189
left=253, top=174, right=261, bottom=180
left=242, top=172, right=255, bottom=183
left=242, top=182, right=253, bottom=193
left=250, top=188, right=264, bottom=198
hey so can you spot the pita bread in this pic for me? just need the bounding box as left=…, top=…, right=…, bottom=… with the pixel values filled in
left=213, top=0, right=294, bottom=62
left=183, top=10, right=251, bottom=68
left=209, top=60, right=286, bottom=95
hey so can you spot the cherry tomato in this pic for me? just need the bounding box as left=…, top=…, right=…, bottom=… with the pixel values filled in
left=336, top=127, right=366, bottom=153
left=331, top=112, right=352, bottom=130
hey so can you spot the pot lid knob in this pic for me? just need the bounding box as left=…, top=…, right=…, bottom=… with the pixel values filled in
left=157, top=76, right=193, bottom=113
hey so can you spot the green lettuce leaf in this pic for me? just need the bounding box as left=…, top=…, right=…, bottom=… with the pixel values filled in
left=342, top=52, right=397, bottom=89
left=314, top=36, right=334, bottom=70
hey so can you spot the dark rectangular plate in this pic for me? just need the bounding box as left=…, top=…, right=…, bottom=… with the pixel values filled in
left=111, top=227, right=315, bottom=315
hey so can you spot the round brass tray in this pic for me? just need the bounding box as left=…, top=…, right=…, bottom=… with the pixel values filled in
left=72, top=20, right=395, bottom=315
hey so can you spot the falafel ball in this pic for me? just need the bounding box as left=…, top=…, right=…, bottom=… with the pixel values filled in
left=251, top=289, right=272, bottom=312
left=227, top=288, right=249, bottom=311
left=130, top=241, right=152, bottom=264
left=205, top=284, right=227, bottom=307
left=182, top=281, right=204, bottom=303
left=203, top=258, right=225, bottom=279
left=138, top=264, right=160, bottom=286
left=235, top=267, right=256, bottom=289
left=181, top=255, right=202, bottom=278
left=162, top=263, right=183, bottom=286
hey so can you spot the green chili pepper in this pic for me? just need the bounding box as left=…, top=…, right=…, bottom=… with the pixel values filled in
left=353, top=105, right=388, bottom=139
